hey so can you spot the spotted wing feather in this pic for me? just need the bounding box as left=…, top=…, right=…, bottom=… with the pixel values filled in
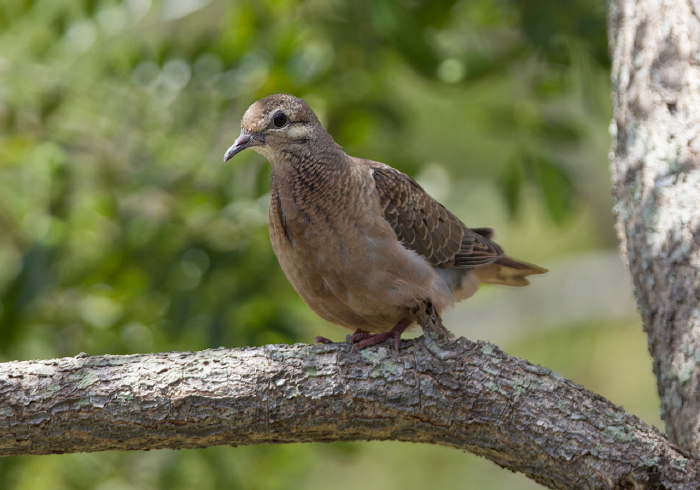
left=364, top=160, right=503, bottom=268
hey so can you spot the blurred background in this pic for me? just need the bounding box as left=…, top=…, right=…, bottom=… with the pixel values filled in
left=0, top=0, right=658, bottom=488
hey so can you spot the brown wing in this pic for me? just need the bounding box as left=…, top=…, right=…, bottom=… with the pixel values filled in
left=365, top=160, right=503, bottom=268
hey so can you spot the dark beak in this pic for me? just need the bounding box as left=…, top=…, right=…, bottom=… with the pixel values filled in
left=223, top=133, right=258, bottom=162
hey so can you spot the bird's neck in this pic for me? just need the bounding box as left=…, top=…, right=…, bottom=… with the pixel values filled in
left=271, top=134, right=342, bottom=165
left=269, top=146, right=358, bottom=219
left=270, top=138, right=347, bottom=184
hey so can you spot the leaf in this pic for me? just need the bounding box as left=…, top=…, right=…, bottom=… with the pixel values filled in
left=369, top=0, right=442, bottom=77
left=499, top=156, right=525, bottom=219
left=531, top=155, right=577, bottom=224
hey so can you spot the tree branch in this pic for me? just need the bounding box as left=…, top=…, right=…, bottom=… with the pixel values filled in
left=0, top=336, right=696, bottom=489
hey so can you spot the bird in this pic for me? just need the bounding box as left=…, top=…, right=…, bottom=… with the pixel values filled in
left=223, top=94, right=547, bottom=351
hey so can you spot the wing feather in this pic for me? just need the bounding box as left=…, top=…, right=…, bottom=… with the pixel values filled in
left=364, top=159, right=503, bottom=268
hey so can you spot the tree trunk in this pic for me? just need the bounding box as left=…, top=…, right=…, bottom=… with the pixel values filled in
left=0, top=337, right=697, bottom=489
left=608, top=0, right=700, bottom=454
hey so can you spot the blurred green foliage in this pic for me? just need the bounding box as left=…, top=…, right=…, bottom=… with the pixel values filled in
left=0, top=0, right=611, bottom=358
left=0, top=1, right=648, bottom=489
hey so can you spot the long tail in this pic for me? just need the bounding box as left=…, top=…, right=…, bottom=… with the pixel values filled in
left=473, top=256, right=548, bottom=287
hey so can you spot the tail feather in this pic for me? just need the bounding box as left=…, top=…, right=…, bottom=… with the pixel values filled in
left=474, top=256, right=548, bottom=287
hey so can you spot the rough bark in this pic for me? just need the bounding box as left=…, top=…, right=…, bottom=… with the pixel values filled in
left=608, top=0, right=700, bottom=454
left=0, top=336, right=697, bottom=489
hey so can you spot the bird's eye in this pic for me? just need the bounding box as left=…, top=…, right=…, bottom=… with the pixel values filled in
left=272, top=112, right=288, bottom=128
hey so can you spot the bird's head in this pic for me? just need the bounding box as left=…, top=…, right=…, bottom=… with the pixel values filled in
left=223, top=94, right=335, bottom=163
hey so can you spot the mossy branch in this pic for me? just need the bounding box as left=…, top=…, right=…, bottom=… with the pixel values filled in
left=0, top=336, right=696, bottom=489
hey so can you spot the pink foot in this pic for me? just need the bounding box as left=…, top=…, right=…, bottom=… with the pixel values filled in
left=350, top=319, right=412, bottom=352
left=346, top=329, right=372, bottom=343
left=314, top=335, right=333, bottom=344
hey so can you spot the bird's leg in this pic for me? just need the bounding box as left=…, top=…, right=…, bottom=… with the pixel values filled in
left=412, top=299, right=454, bottom=340
left=315, top=329, right=371, bottom=345
left=350, top=319, right=412, bottom=352
left=346, top=329, right=372, bottom=343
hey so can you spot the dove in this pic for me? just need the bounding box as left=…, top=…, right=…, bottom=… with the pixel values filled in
left=224, top=94, right=546, bottom=351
